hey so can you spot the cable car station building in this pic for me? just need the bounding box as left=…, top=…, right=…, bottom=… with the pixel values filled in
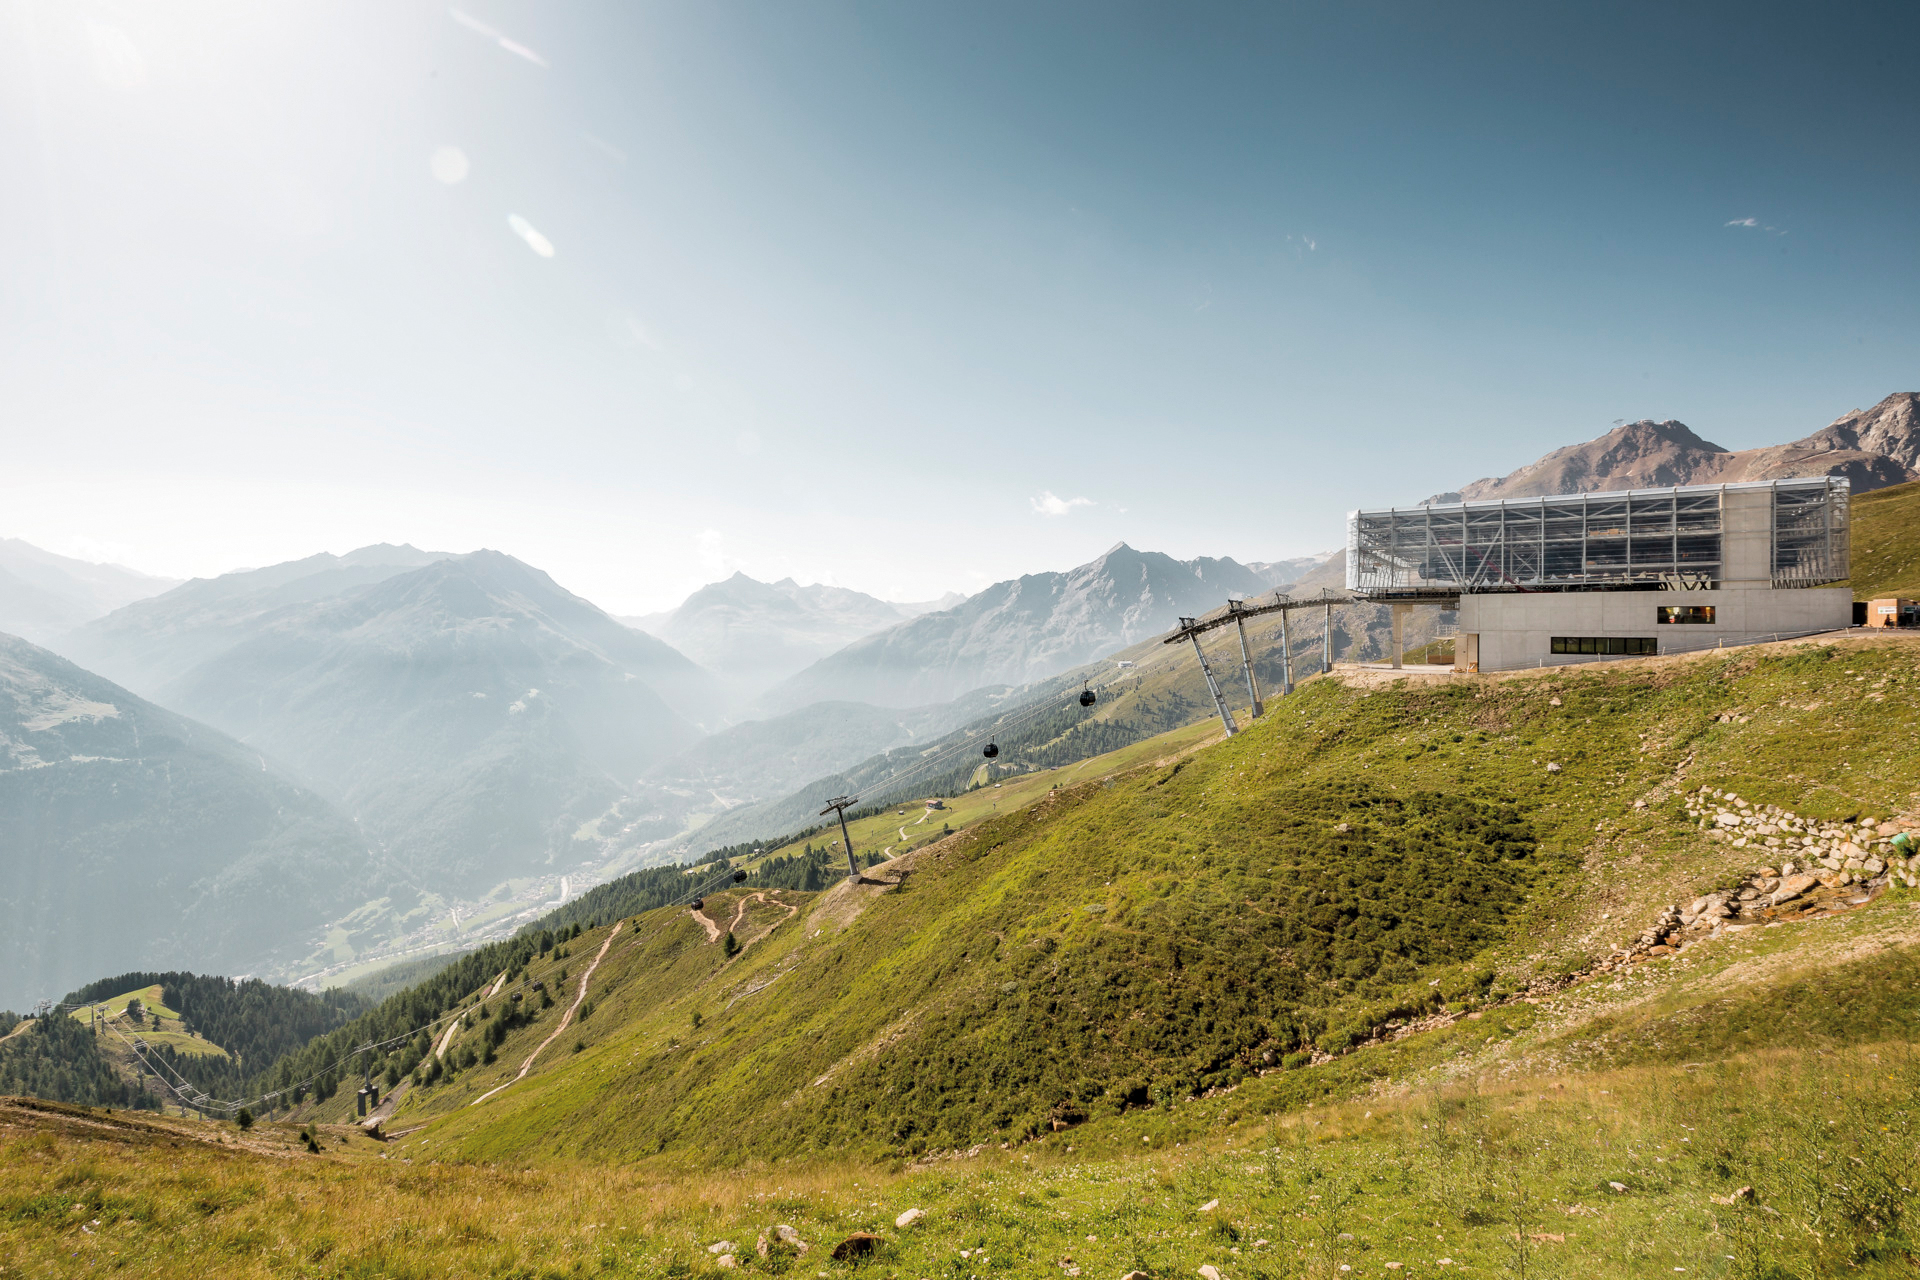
left=1346, top=477, right=1852, bottom=672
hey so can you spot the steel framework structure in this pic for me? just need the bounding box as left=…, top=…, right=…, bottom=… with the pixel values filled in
left=1346, top=476, right=1848, bottom=597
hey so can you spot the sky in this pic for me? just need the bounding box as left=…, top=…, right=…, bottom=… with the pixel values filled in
left=3, top=1, right=1916, bottom=613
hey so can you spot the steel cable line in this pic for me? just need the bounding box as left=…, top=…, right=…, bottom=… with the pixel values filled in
left=821, top=679, right=1114, bottom=811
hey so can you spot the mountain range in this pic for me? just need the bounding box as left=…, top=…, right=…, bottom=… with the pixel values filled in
left=755, top=543, right=1281, bottom=711
left=0, top=633, right=371, bottom=1010
left=624, top=573, right=963, bottom=702
left=63, top=550, right=715, bottom=897
left=1430, top=391, right=1920, bottom=502
left=0, top=540, right=178, bottom=648
left=59, top=544, right=456, bottom=696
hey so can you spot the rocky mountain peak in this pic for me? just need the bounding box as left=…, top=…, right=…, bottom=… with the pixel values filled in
left=1797, top=392, right=1920, bottom=472
left=1429, top=393, right=1918, bottom=504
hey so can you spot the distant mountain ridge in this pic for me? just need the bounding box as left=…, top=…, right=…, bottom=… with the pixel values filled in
left=0, top=633, right=373, bottom=1011
left=1429, top=392, right=1920, bottom=503
left=59, top=543, right=454, bottom=694
left=758, top=543, right=1277, bottom=711
left=0, top=540, right=178, bottom=648
left=65, top=549, right=719, bottom=898
left=625, top=573, right=964, bottom=701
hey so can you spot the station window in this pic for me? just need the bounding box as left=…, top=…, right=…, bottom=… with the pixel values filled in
left=1550, top=636, right=1657, bottom=656
left=1657, top=605, right=1715, bottom=625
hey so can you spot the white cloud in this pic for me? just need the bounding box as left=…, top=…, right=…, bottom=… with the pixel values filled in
left=1725, top=217, right=1759, bottom=227
left=430, top=146, right=470, bottom=185
left=1031, top=491, right=1094, bottom=517
left=507, top=214, right=555, bottom=258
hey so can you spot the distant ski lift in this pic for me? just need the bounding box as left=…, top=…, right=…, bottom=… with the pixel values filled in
left=690, top=897, right=704, bottom=910
left=982, top=741, right=1000, bottom=759
left=1079, top=686, right=1096, bottom=708
left=732, top=869, right=748, bottom=882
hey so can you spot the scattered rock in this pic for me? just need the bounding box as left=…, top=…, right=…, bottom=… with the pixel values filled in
left=774, top=1225, right=808, bottom=1252
left=1546, top=762, right=1563, bottom=773
left=895, top=1208, right=925, bottom=1229
left=1199, top=1199, right=1219, bottom=1212
left=1608, top=1181, right=1628, bottom=1192
left=1711, top=1186, right=1756, bottom=1205
left=1199, top=1267, right=1223, bottom=1280
left=708, top=1241, right=737, bottom=1254
left=1549, top=697, right=1562, bottom=706
left=1770, top=874, right=1818, bottom=907
left=716, top=1256, right=736, bottom=1270
left=831, top=1233, right=883, bottom=1261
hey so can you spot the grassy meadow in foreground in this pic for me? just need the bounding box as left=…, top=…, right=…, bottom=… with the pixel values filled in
left=5, top=1040, right=1919, bottom=1279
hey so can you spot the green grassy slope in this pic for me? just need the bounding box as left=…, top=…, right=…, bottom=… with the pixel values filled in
left=10, top=1037, right=1920, bottom=1280
left=1847, top=476, right=1920, bottom=598
left=368, top=630, right=1920, bottom=1171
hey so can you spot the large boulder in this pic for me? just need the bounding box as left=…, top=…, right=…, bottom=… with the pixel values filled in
left=1770, top=873, right=1819, bottom=905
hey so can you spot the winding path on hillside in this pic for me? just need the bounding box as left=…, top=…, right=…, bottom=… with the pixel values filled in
left=689, top=905, right=722, bottom=942
left=469, top=921, right=623, bottom=1107
left=725, top=891, right=799, bottom=943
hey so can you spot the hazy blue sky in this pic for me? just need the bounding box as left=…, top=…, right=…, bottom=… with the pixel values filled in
left=4, top=1, right=1915, bottom=611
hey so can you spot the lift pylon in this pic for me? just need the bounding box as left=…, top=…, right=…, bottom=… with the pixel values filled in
left=1173, top=616, right=1239, bottom=736
left=1164, top=589, right=1355, bottom=717
left=1321, top=589, right=1335, bottom=673
left=819, top=794, right=862, bottom=881
left=1227, top=599, right=1266, bottom=717
left=1279, top=604, right=1295, bottom=695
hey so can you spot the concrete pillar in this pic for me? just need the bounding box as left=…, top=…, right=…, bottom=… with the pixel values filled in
left=356, top=1088, right=368, bottom=1118
left=1390, top=604, right=1410, bottom=669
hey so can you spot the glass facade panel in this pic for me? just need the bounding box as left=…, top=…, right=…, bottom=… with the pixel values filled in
left=1657, top=606, right=1715, bottom=624
left=1348, top=477, right=1848, bottom=596
left=1772, top=482, right=1849, bottom=586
